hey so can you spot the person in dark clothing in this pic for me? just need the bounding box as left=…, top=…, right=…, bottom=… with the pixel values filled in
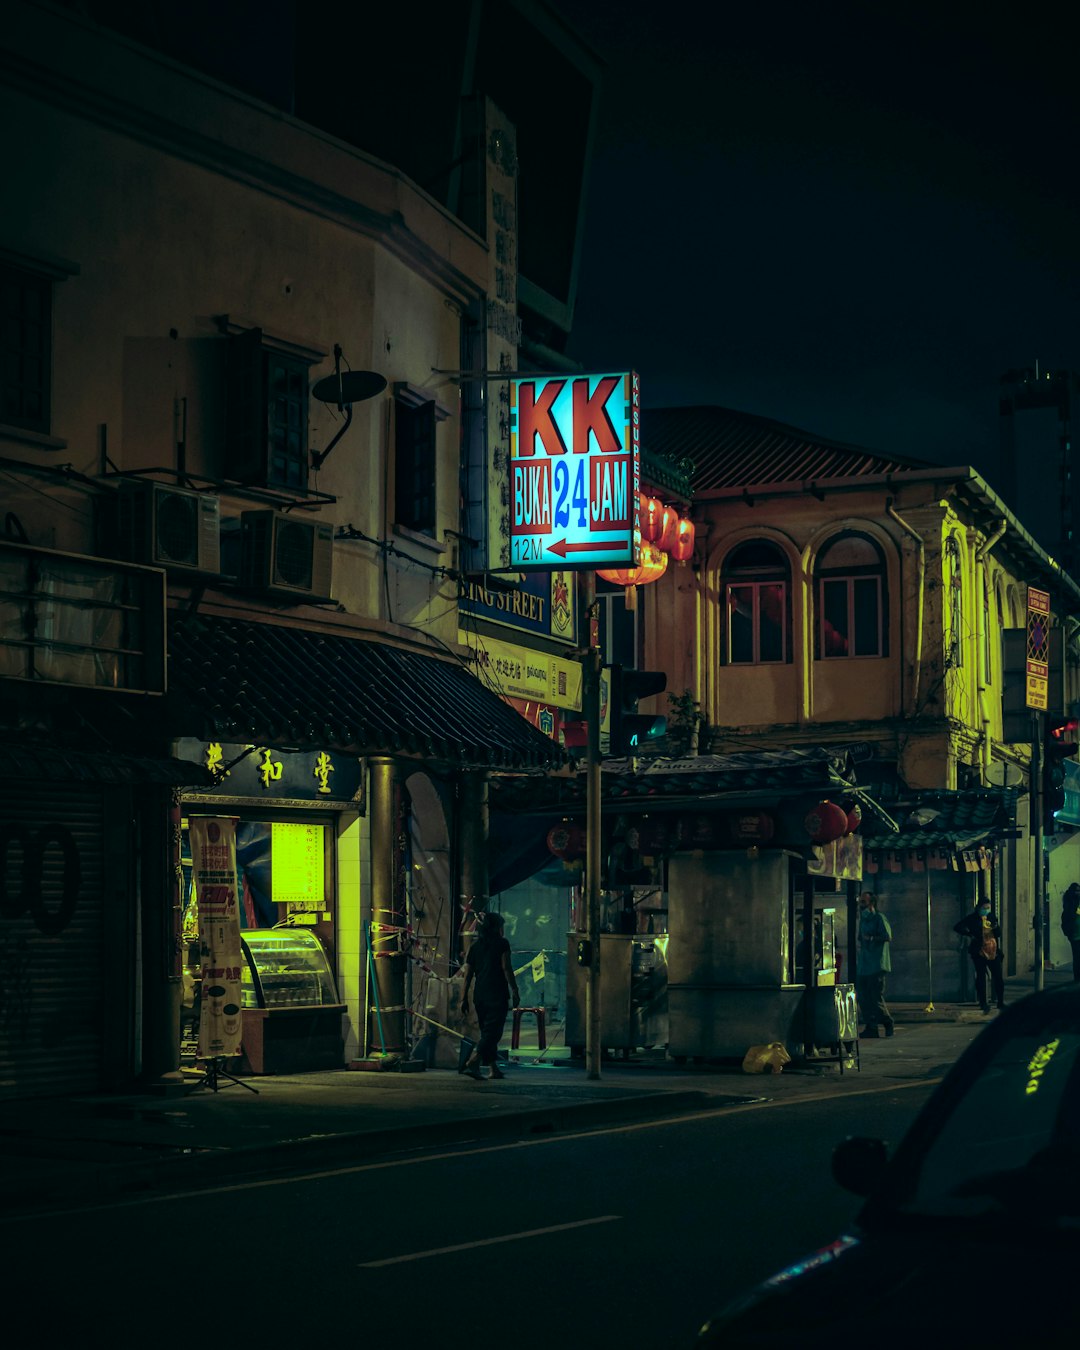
left=856, top=891, right=895, bottom=1038
left=460, top=911, right=519, bottom=1081
left=1062, top=883, right=1080, bottom=981
left=954, top=897, right=1005, bottom=1013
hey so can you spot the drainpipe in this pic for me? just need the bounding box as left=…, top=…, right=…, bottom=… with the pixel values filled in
left=975, top=521, right=1007, bottom=779
left=976, top=521, right=1008, bottom=563
left=885, top=500, right=925, bottom=717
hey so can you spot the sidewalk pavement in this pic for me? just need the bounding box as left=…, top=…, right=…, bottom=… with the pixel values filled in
left=1, top=969, right=1068, bottom=1215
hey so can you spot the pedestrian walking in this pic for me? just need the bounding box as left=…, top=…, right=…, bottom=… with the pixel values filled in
left=1061, top=883, right=1080, bottom=982
left=459, top=910, right=519, bottom=1081
left=856, top=891, right=895, bottom=1037
left=954, top=896, right=1005, bottom=1013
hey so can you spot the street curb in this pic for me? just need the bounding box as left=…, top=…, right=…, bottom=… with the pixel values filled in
left=1, top=1088, right=716, bottom=1212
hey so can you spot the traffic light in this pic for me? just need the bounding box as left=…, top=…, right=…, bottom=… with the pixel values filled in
left=607, top=664, right=667, bottom=756
left=1043, top=717, right=1079, bottom=833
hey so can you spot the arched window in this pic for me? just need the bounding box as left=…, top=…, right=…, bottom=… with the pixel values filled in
left=722, top=541, right=790, bottom=665
left=815, top=531, right=887, bottom=658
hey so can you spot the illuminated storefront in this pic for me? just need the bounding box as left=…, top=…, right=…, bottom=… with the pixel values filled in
left=176, top=739, right=364, bottom=1076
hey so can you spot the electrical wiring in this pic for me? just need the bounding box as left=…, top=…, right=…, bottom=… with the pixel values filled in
left=334, top=523, right=459, bottom=583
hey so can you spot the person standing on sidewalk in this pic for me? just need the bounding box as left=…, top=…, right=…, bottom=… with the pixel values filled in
left=857, top=891, right=895, bottom=1038
left=1061, top=883, right=1080, bottom=981
left=954, top=897, right=1005, bottom=1013
left=459, top=911, right=519, bottom=1081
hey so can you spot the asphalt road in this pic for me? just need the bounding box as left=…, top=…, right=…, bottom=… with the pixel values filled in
left=4, top=1080, right=935, bottom=1348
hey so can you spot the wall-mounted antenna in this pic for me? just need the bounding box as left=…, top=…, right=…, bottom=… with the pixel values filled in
left=310, top=345, right=387, bottom=470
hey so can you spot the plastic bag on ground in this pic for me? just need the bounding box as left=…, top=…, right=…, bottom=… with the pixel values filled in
left=742, top=1041, right=792, bottom=1074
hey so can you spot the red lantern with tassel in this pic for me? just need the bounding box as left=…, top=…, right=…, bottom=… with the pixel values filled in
left=641, top=495, right=663, bottom=543
left=657, top=503, right=678, bottom=553
left=596, top=541, right=668, bottom=590
left=845, top=803, right=862, bottom=834
left=671, top=515, right=695, bottom=564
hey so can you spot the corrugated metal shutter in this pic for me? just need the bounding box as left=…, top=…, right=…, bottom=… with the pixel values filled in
left=0, top=785, right=107, bottom=1100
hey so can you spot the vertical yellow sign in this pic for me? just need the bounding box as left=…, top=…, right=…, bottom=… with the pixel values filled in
left=1026, top=586, right=1050, bottom=711
left=272, top=821, right=325, bottom=913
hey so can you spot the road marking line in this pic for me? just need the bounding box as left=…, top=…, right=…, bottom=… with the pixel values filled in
left=1, top=1077, right=940, bottom=1223
left=358, top=1215, right=621, bottom=1268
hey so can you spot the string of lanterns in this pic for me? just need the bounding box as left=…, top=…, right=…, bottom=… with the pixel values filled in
left=596, top=493, right=695, bottom=590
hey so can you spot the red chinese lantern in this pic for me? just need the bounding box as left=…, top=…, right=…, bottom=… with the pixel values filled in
left=640, top=495, right=663, bottom=543
left=845, top=804, right=862, bottom=834
left=804, top=800, right=848, bottom=844
left=547, top=824, right=586, bottom=860
left=596, top=541, right=668, bottom=589
left=671, top=515, right=695, bottom=564
left=657, top=504, right=678, bottom=553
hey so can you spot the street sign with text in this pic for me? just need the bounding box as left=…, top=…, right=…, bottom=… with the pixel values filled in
left=1026, top=586, right=1050, bottom=711
left=508, top=371, right=640, bottom=571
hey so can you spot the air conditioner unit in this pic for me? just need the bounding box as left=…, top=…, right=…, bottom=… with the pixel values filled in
left=240, top=510, right=334, bottom=602
left=109, top=481, right=221, bottom=574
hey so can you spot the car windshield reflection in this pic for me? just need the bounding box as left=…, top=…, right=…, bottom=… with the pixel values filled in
left=891, top=1022, right=1080, bottom=1224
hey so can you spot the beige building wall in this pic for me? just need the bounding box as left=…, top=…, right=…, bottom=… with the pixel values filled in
left=1, top=0, right=506, bottom=1070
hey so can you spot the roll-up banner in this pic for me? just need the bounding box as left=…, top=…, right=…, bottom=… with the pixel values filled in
left=189, top=817, right=243, bottom=1059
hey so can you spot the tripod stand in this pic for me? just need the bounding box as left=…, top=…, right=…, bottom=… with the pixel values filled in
left=193, top=1056, right=259, bottom=1094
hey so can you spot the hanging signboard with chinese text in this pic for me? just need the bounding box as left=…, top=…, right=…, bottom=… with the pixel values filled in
left=1026, top=586, right=1050, bottom=710
left=461, top=630, right=583, bottom=710
left=508, top=371, right=640, bottom=571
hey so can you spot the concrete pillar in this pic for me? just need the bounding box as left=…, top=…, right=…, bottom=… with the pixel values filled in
left=458, top=770, right=490, bottom=930
left=368, top=757, right=406, bottom=1054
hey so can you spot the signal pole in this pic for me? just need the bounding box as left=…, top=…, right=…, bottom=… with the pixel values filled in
left=581, top=573, right=603, bottom=1080
left=1032, top=711, right=1044, bottom=993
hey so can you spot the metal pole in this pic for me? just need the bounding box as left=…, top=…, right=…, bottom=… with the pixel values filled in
left=801, top=876, right=816, bottom=1060
left=925, top=869, right=935, bottom=1012
left=582, top=574, right=603, bottom=1080
left=1032, top=712, right=1045, bottom=992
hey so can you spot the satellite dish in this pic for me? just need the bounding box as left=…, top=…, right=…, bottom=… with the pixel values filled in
left=311, top=370, right=387, bottom=406
left=986, top=761, right=1023, bottom=788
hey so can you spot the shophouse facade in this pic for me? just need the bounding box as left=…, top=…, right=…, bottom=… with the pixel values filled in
left=0, top=0, right=598, bottom=1097
left=638, top=404, right=1080, bottom=1010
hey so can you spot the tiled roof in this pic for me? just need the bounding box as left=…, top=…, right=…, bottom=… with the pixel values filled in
left=491, top=746, right=897, bottom=831
left=166, top=613, right=565, bottom=772
left=2, top=743, right=214, bottom=786
left=642, top=405, right=928, bottom=494
left=603, top=747, right=861, bottom=797
left=861, top=788, right=1018, bottom=850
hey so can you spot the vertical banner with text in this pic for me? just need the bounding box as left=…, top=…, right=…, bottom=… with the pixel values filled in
left=1026, top=586, right=1050, bottom=711
left=190, top=817, right=243, bottom=1059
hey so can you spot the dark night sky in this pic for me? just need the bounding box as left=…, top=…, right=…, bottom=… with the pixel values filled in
left=551, top=0, right=1080, bottom=492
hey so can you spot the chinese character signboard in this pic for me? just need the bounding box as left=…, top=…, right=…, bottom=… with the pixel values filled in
left=508, top=371, right=640, bottom=570
left=189, top=817, right=243, bottom=1060
left=175, top=739, right=364, bottom=808
left=1026, top=586, right=1050, bottom=710
left=483, top=100, right=520, bottom=571
left=462, top=631, right=583, bottom=710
